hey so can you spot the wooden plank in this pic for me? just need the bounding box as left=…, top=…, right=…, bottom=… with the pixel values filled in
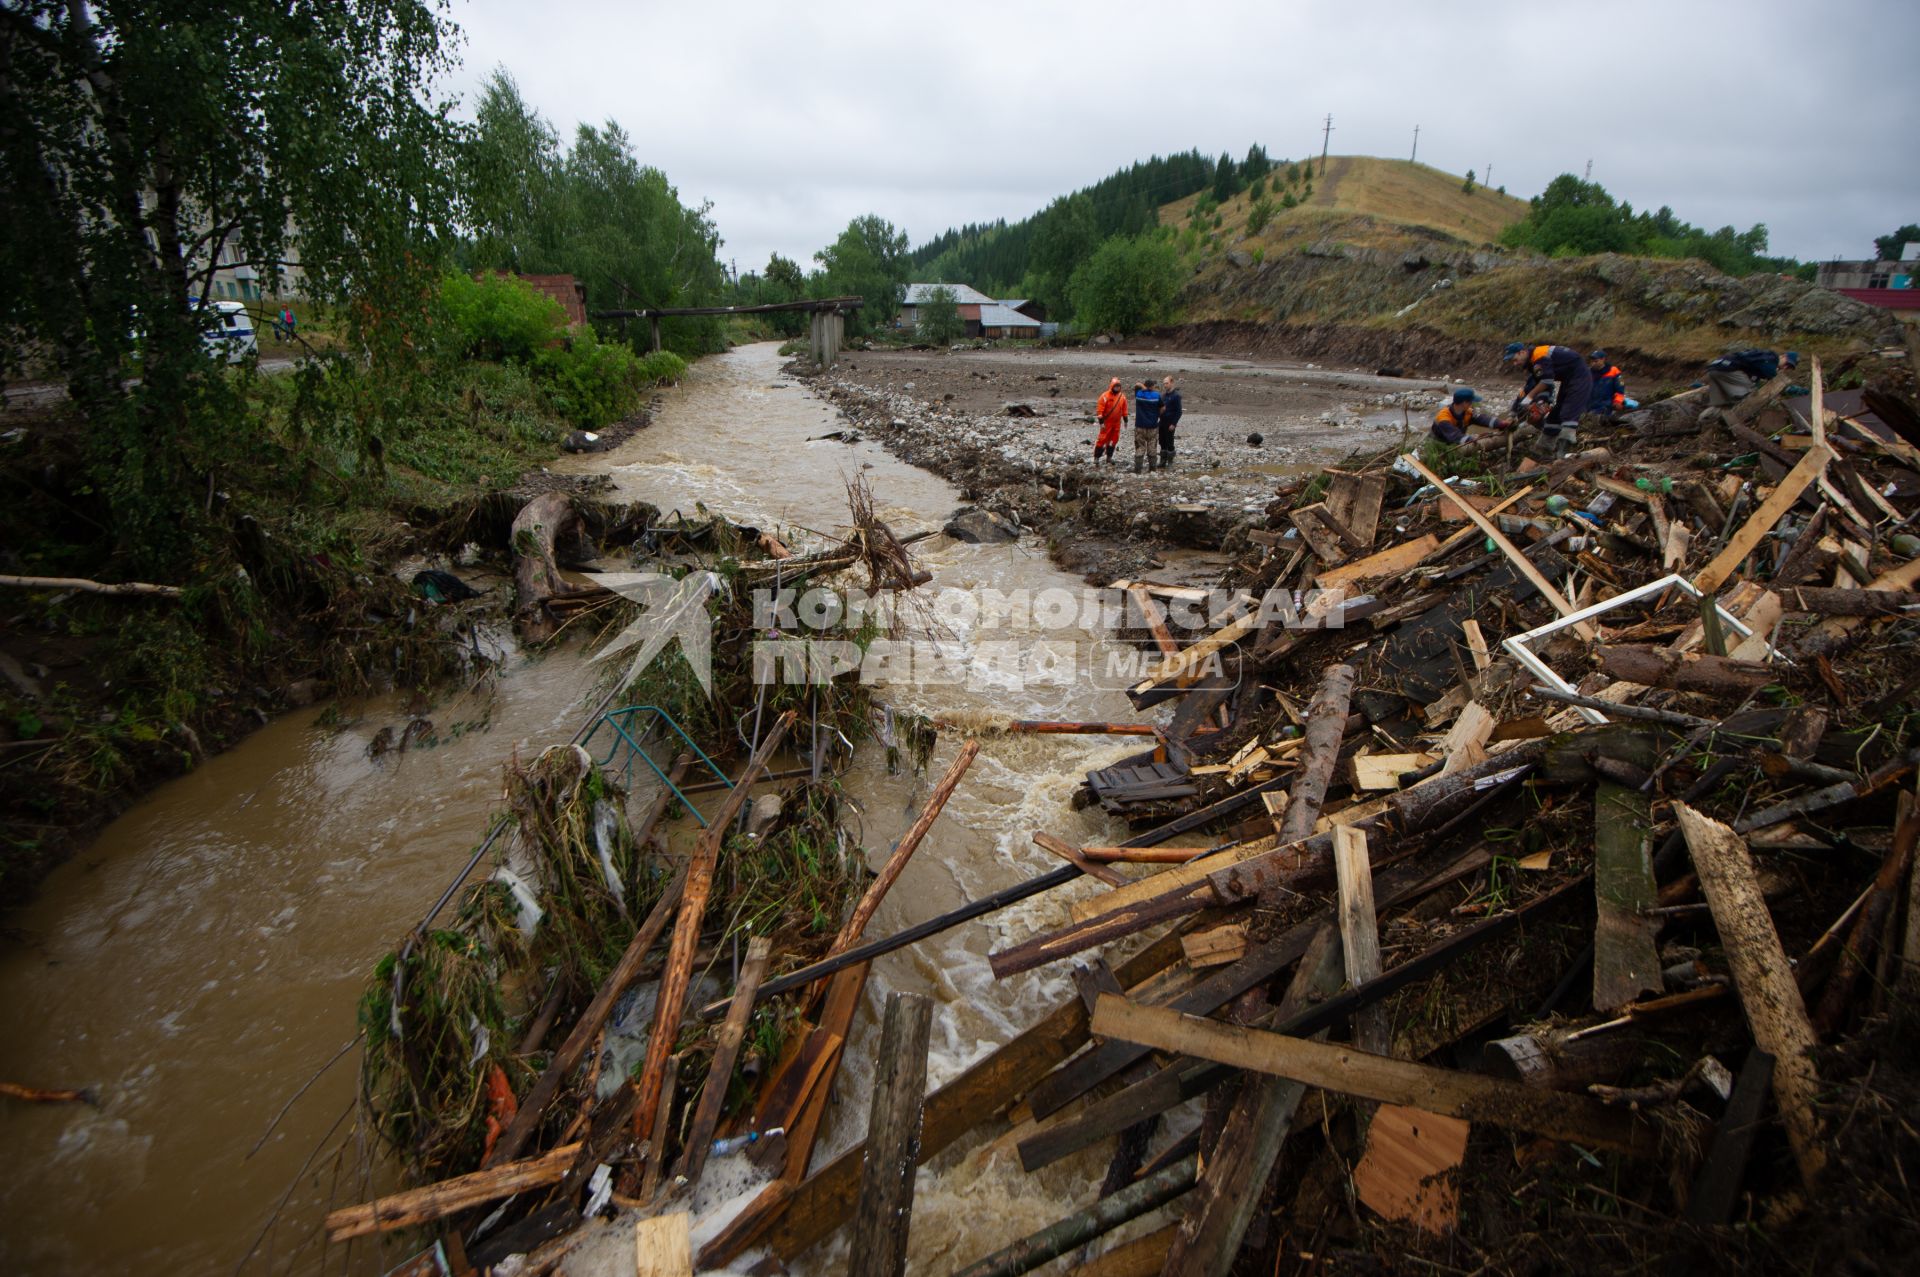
left=1351, top=752, right=1435, bottom=791
left=1415, top=485, right=1536, bottom=566
left=1088, top=997, right=1657, bottom=1156
left=1328, top=471, right=1387, bottom=548
left=1462, top=619, right=1491, bottom=672
left=1674, top=803, right=1825, bottom=1186
left=850, top=993, right=933, bottom=1277
left=1692, top=443, right=1835, bottom=595
left=1401, top=454, right=1594, bottom=639
left=1033, top=831, right=1128, bottom=888
left=676, top=936, right=773, bottom=1189
left=1288, top=501, right=1351, bottom=564
left=1180, top=924, right=1248, bottom=968
left=1128, top=614, right=1258, bottom=697
left=1071, top=1224, right=1176, bottom=1276
left=1313, top=535, right=1441, bottom=591
left=1592, top=736, right=1664, bottom=1013
left=634, top=1212, right=693, bottom=1276
left=1438, top=701, right=1494, bottom=776
left=1126, top=585, right=1180, bottom=656
left=1685, top=1050, right=1774, bottom=1226
left=1067, top=835, right=1274, bottom=925
left=326, top=1143, right=581, bottom=1241
left=1334, top=825, right=1390, bottom=1056
left=1352, top=1104, right=1470, bottom=1234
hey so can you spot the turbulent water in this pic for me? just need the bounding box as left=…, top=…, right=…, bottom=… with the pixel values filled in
left=0, top=343, right=1196, bottom=1273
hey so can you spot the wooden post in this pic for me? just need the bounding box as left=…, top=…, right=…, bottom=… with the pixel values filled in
left=649, top=315, right=663, bottom=354
left=1674, top=802, right=1825, bottom=1186
left=1685, top=1051, right=1774, bottom=1226
left=676, top=936, right=773, bottom=1190
left=1592, top=733, right=1663, bottom=1011
left=1333, top=825, right=1390, bottom=1055
left=1692, top=443, right=1834, bottom=596
left=631, top=711, right=796, bottom=1148
left=849, top=992, right=934, bottom=1277
left=640, top=1055, right=680, bottom=1199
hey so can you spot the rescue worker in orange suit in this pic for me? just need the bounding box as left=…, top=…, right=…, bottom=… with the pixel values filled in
left=1429, top=387, right=1503, bottom=446
left=1093, top=377, right=1127, bottom=464
left=1586, top=350, right=1625, bottom=419
left=1503, top=341, right=1590, bottom=456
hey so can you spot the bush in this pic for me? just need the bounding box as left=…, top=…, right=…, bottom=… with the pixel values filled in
left=636, top=349, right=689, bottom=384
left=535, top=326, right=645, bottom=428
left=440, top=273, right=566, bottom=362
left=1069, top=234, right=1182, bottom=336
left=1246, top=197, right=1276, bottom=235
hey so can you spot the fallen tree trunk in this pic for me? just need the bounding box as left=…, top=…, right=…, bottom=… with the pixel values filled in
left=1599, top=646, right=1774, bottom=694
left=1278, top=664, right=1356, bottom=845
left=1777, top=586, right=1920, bottom=617
left=511, top=491, right=599, bottom=643
left=0, top=572, right=183, bottom=598
left=327, top=1142, right=580, bottom=1241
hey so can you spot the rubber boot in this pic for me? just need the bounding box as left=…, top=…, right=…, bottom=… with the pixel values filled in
left=1160, top=452, right=1174, bottom=471
left=1133, top=454, right=1144, bottom=474
left=1147, top=452, right=1158, bottom=472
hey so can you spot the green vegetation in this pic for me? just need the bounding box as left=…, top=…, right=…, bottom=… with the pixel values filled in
left=814, top=214, right=911, bottom=337
left=1070, top=233, right=1182, bottom=335
left=1499, top=174, right=1792, bottom=277
left=1875, top=224, right=1920, bottom=261
left=916, top=284, right=964, bottom=344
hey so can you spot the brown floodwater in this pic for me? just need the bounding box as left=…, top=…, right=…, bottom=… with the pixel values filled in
left=0, top=343, right=1214, bottom=1274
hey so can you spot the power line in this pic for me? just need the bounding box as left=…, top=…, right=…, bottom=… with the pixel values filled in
left=1411, top=125, right=1420, bottom=164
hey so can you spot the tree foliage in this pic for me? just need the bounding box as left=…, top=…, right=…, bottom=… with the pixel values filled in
left=1069, top=234, right=1182, bottom=336
left=0, top=0, right=463, bottom=557
left=815, top=214, right=909, bottom=336
left=915, top=285, right=963, bottom=344
left=1874, top=224, right=1920, bottom=263
left=1499, top=174, right=1788, bottom=276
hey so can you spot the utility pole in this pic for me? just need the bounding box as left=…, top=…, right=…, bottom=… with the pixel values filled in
left=1320, top=113, right=1333, bottom=167
left=1411, top=124, right=1420, bottom=163
left=1584, top=158, right=1593, bottom=180
left=1486, top=162, right=1493, bottom=188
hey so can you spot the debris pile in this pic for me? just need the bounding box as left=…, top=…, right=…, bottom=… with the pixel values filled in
left=323, top=355, right=1919, bottom=1275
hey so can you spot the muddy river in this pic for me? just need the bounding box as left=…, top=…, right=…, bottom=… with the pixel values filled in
left=0, top=342, right=1253, bottom=1274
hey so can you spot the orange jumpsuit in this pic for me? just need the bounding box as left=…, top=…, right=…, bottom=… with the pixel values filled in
left=1095, top=388, right=1128, bottom=453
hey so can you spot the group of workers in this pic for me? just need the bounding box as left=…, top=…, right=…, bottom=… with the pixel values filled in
left=1428, top=342, right=1799, bottom=457
left=1095, top=375, right=1183, bottom=472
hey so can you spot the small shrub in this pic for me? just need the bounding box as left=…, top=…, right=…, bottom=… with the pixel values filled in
left=1250, top=247, right=1265, bottom=264
left=535, top=326, right=644, bottom=428
left=1246, top=197, right=1276, bottom=235
left=440, top=273, right=566, bottom=362
left=635, top=349, right=689, bottom=384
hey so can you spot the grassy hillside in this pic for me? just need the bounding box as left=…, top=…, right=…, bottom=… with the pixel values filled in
left=1161, top=155, right=1527, bottom=249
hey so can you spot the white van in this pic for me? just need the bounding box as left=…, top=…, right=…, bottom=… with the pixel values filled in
left=203, top=300, right=257, bottom=362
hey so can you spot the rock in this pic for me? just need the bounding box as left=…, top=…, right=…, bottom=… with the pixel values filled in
left=943, top=507, right=1021, bottom=544
left=284, top=677, right=328, bottom=707
left=561, top=430, right=606, bottom=453
left=747, top=792, right=783, bottom=838
left=1247, top=432, right=1265, bottom=446
left=1003, top=403, right=1039, bottom=417
left=1227, top=250, right=1254, bottom=268
left=1092, top=334, right=1113, bottom=346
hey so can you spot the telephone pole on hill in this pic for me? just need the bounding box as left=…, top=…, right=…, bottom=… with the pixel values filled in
left=1411, top=124, right=1420, bottom=163
left=1486, top=162, right=1493, bottom=188
left=1321, top=114, right=1333, bottom=167
left=1585, top=158, right=1593, bottom=180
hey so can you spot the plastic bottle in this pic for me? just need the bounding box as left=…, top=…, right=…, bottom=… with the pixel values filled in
left=712, top=1126, right=785, bottom=1156
left=1585, top=491, right=1618, bottom=518
left=1544, top=494, right=1571, bottom=516
left=1635, top=476, right=1674, bottom=494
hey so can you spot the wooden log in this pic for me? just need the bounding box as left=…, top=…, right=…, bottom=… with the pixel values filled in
left=1003, top=720, right=1159, bottom=735
left=1692, top=444, right=1834, bottom=596
left=849, top=992, right=933, bottom=1277
left=675, top=936, right=773, bottom=1190
left=631, top=711, right=796, bottom=1146
left=1777, top=586, right=1920, bottom=616
left=1592, top=732, right=1664, bottom=1012
left=1685, top=1050, right=1775, bottom=1227
left=510, top=490, right=597, bottom=643
left=1333, top=826, right=1390, bottom=1056
left=1279, top=664, right=1357, bottom=845
left=1674, top=803, right=1825, bottom=1187
left=1158, top=927, right=1345, bottom=1277
left=742, top=934, right=1190, bottom=1267
left=639, top=1056, right=680, bottom=1199
left=949, top=1159, right=1197, bottom=1277
left=1088, top=997, right=1656, bottom=1156
left=0, top=572, right=183, bottom=598
left=326, top=1142, right=581, bottom=1241
left=1080, top=845, right=1211, bottom=864
left=1480, top=1026, right=1649, bottom=1092
left=1402, top=453, right=1595, bottom=639
left=1599, top=646, right=1773, bottom=693
left=484, top=866, right=689, bottom=1168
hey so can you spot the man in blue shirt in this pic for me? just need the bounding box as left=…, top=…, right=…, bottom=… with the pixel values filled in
left=1132, top=379, right=1163, bottom=473
left=1706, top=348, right=1798, bottom=408
left=1156, top=376, right=1184, bottom=469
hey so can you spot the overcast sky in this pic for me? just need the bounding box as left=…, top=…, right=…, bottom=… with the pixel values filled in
left=445, top=0, right=1919, bottom=275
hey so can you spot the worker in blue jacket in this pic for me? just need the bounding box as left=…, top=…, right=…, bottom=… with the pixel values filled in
left=1157, top=376, right=1183, bottom=469
left=1705, top=348, right=1798, bottom=408
left=1586, top=350, right=1625, bottom=418
left=1131, top=379, right=1163, bottom=473
left=1504, top=341, right=1590, bottom=455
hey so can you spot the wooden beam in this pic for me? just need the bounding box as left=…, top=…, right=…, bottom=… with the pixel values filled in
left=849, top=992, right=933, bottom=1277
left=1313, top=535, right=1441, bottom=592
left=1685, top=1051, right=1774, bottom=1226
left=1401, top=454, right=1594, bottom=639
left=634, top=1213, right=694, bottom=1277
left=1088, top=997, right=1657, bottom=1156
left=1127, top=585, right=1180, bottom=657
left=1415, top=485, right=1536, bottom=566
left=675, top=936, right=773, bottom=1190
left=1592, top=735, right=1663, bottom=1012
left=1279, top=663, right=1356, bottom=846
left=1674, top=802, right=1825, bottom=1186
left=1692, top=444, right=1835, bottom=596
left=1032, top=831, right=1127, bottom=888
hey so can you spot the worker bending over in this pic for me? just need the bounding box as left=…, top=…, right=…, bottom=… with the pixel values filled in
left=1504, top=341, right=1590, bottom=456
